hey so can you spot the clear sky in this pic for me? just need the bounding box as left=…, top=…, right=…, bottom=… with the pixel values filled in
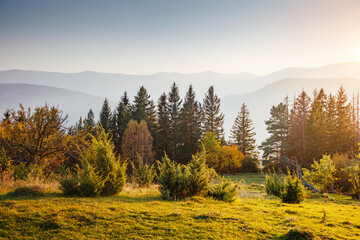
left=1, top=0, right=360, bottom=75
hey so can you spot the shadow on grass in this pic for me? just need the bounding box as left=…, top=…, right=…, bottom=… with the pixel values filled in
left=0, top=192, right=63, bottom=201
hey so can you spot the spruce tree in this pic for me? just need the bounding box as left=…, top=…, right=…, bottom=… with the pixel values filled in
left=202, top=86, right=224, bottom=141
left=133, top=86, right=150, bottom=122
left=334, top=86, right=354, bottom=154
left=179, top=85, right=202, bottom=163
left=260, top=102, right=289, bottom=164
left=305, top=89, right=328, bottom=165
left=156, top=93, right=171, bottom=159
left=84, top=109, right=96, bottom=129
left=230, top=103, right=256, bottom=158
left=167, top=83, right=182, bottom=161
left=111, top=92, right=132, bottom=154
left=287, top=91, right=310, bottom=165
left=99, top=98, right=112, bottom=133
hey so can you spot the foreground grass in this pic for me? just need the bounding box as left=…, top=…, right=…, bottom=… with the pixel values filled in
left=0, top=178, right=360, bottom=239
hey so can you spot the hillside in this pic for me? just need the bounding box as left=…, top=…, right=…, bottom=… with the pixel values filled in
left=0, top=84, right=106, bottom=125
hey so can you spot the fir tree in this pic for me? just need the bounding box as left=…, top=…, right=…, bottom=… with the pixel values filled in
left=99, top=98, right=112, bottom=133
left=230, top=103, right=256, bottom=158
left=167, top=83, right=182, bottom=161
left=260, top=102, right=289, bottom=164
left=156, top=93, right=171, bottom=159
left=305, top=89, right=328, bottom=165
left=133, top=86, right=150, bottom=122
left=334, top=86, right=354, bottom=154
left=179, top=85, right=202, bottom=163
left=287, top=91, right=310, bottom=165
left=84, top=109, right=96, bottom=129
left=202, top=86, right=224, bottom=141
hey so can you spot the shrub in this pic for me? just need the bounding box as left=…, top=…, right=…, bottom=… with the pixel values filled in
left=131, top=154, right=155, bottom=187
left=350, top=176, right=360, bottom=200
left=281, top=172, right=306, bottom=204
left=208, top=176, right=239, bottom=202
left=156, top=152, right=212, bottom=200
left=8, top=186, right=44, bottom=198
left=283, top=228, right=314, bottom=240
left=265, top=171, right=284, bottom=197
left=59, top=176, right=81, bottom=196
left=241, top=158, right=260, bottom=173
left=156, top=154, right=189, bottom=200
left=186, top=152, right=210, bottom=196
left=302, top=155, right=336, bottom=193
left=59, top=129, right=127, bottom=197
left=11, top=162, right=31, bottom=180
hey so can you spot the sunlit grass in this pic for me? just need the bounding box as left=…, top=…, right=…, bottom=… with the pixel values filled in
left=0, top=176, right=359, bottom=239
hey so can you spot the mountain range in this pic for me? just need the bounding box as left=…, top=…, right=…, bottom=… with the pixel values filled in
left=1, top=62, right=360, bottom=144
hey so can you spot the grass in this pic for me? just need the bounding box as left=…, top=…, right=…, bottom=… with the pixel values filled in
left=0, top=175, right=360, bottom=239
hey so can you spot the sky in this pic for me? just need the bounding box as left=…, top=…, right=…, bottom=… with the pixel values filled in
left=1, top=0, right=360, bottom=75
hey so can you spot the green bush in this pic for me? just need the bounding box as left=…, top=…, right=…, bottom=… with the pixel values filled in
left=156, top=152, right=211, bottom=201
left=131, top=154, right=155, bottom=187
left=59, top=129, right=127, bottom=197
left=208, top=176, right=239, bottom=202
left=156, top=154, right=189, bottom=200
left=302, top=155, right=336, bottom=193
left=265, top=171, right=284, bottom=197
left=281, top=172, right=306, bottom=204
left=241, top=158, right=260, bottom=173
left=8, top=186, right=44, bottom=198
left=11, top=162, right=31, bottom=180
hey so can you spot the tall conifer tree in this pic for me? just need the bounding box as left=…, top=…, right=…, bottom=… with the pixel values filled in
left=202, top=86, right=224, bottom=141
left=156, top=93, right=171, bottom=159
left=179, top=85, right=202, bottom=163
left=167, top=83, right=182, bottom=161
left=99, top=98, right=112, bottom=133
left=231, top=103, right=256, bottom=158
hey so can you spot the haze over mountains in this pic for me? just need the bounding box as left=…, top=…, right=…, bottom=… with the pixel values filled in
left=1, top=62, right=360, bottom=144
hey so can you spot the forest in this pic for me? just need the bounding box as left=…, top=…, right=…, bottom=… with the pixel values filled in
left=1, top=83, right=360, bottom=239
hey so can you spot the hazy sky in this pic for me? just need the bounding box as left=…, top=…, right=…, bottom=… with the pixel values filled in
left=1, top=0, right=360, bottom=75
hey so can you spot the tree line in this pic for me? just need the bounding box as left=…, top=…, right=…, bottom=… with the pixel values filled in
left=261, top=86, right=359, bottom=169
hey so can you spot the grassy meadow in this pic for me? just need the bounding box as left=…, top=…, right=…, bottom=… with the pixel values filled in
left=0, top=174, right=359, bottom=240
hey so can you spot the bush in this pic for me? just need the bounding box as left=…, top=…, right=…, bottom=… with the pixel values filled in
left=156, top=152, right=211, bottom=200
left=302, top=155, right=336, bottom=193
left=241, top=158, right=260, bottom=173
left=156, top=154, right=189, bottom=200
left=350, top=176, right=360, bottom=200
left=131, top=154, right=155, bottom=187
left=281, top=172, right=306, bottom=204
left=59, top=129, right=127, bottom=197
left=208, top=176, right=239, bottom=202
left=8, top=186, right=44, bottom=198
left=265, top=171, right=284, bottom=197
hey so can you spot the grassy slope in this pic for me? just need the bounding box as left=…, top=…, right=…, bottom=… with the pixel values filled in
left=0, top=175, right=359, bottom=240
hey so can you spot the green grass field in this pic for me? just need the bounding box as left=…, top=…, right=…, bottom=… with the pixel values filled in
left=0, top=174, right=359, bottom=239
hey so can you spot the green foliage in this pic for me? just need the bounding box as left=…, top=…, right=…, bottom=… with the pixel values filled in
left=349, top=176, right=360, bottom=200
left=8, top=186, right=44, bottom=198
left=59, top=129, right=127, bottom=197
left=99, top=98, right=112, bottom=133
left=11, top=162, right=31, bottom=180
left=186, top=152, right=210, bottom=196
left=202, top=86, right=224, bottom=140
left=280, top=172, right=306, bottom=204
left=208, top=176, right=238, bottom=202
left=200, top=132, right=244, bottom=173
left=265, top=171, right=284, bottom=197
left=156, top=152, right=211, bottom=200
left=241, top=158, right=260, bottom=173
left=303, top=155, right=336, bottom=192
left=59, top=176, right=81, bottom=196
left=156, top=154, right=189, bottom=200
left=131, top=154, right=155, bottom=187
left=283, top=228, right=314, bottom=240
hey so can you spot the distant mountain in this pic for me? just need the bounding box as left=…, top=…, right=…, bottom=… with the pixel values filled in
left=0, top=69, right=258, bottom=101
left=0, top=83, right=107, bottom=125
left=222, top=78, right=360, bottom=144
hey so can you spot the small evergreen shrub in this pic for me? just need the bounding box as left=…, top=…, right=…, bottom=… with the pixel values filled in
left=265, top=171, right=284, bottom=197
left=284, top=228, right=314, bottom=240
left=241, top=158, right=260, bottom=173
left=281, top=172, right=306, bottom=204
left=208, top=176, right=239, bottom=202
left=131, top=154, right=155, bottom=187
left=59, top=129, right=127, bottom=197
left=156, top=154, right=189, bottom=200
left=8, top=186, right=44, bottom=198
left=156, top=152, right=211, bottom=200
